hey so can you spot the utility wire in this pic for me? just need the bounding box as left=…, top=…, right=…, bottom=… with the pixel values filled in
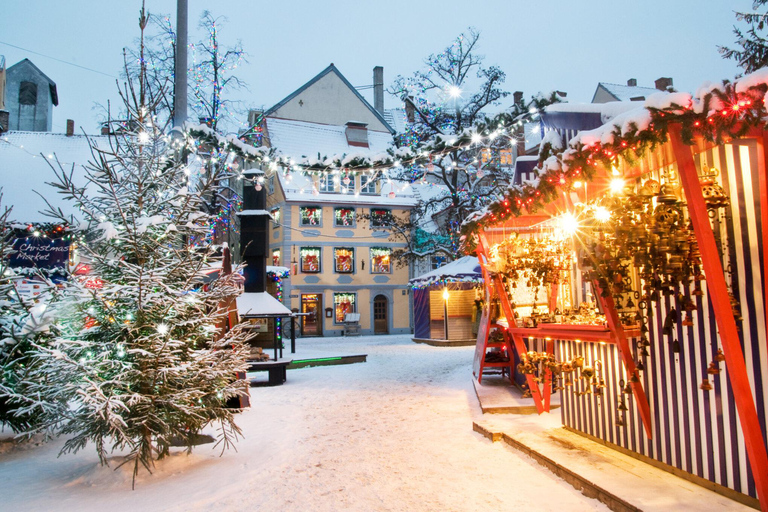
left=0, top=41, right=117, bottom=78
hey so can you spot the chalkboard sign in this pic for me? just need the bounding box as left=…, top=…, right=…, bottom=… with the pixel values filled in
left=9, top=238, right=70, bottom=269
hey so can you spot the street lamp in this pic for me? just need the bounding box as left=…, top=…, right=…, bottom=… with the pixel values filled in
left=443, top=287, right=450, bottom=340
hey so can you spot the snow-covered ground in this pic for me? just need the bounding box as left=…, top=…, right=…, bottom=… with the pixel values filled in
left=0, top=334, right=611, bottom=511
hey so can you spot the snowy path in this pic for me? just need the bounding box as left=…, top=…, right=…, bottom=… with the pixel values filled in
left=0, top=335, right=608, bottom=511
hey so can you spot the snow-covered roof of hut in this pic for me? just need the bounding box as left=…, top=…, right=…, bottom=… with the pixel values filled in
left=0, top=132, right=108, bottom=223
left=237, top=292, right=293, bottom=317
left=592, top=82, right=661, bottom=103
left=409, top=256, right=483, bottom=288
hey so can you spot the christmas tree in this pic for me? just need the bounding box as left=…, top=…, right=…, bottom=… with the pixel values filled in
left=13, top=7, right=250, bottom=487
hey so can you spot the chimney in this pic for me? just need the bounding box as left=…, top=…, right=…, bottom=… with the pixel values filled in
left=513, top=91, right=524, bottom=105
left=66, top=119, right=75, bottom=136
left=655, top=77, right=673, bottom=91
left=373, top=66, right=384, bottom=113
left=627, top=78, right=637, bottom=87
left=0, top=110, right=8, bottom=134
left=404, top=97, right=415, bottom=123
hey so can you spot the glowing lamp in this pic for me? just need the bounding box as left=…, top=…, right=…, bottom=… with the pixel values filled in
left=610, top=178, right=626, bottom=194
left=593, top=206, right=611, bottom=222
left=157, top=324, right=169, bottom=335
left=442, top=288, right=450, bottom=301
left=447, top=85, right=462, bottom=98
left=558, top=212, right=579, bottom=235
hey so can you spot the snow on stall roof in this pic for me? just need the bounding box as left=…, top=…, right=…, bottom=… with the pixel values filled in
left=597, top=82, right=661, bottom=102
left=409, top=255, right=482, bottom=287
left=545, top=101, right=642, bottom=123
left=0, top=131, right=109, bottom=223
left=266, top=118, right=394, bottom=161
left=237, top=291, right=292, bottom=317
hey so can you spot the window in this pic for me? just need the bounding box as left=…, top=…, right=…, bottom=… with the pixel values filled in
left=334, top=248, right=354, bottom=273
left=499, top=149, right=514, bottom=166
left=370, top=247, right=391, bottom=274
left=19, top=81, right=37, bottom=105
left=272, top=249, right=281, bottom=266
left=360, top=174, right=376, bottom=194
left=300, top=247, right=321, bottom=273
left=319, top=173, right=336, bottom=193
left=370, top=208, right=391, bottom=228
left=270, top=207, right=280, bottom=224
left=299, top=206, right=321, bottom=226
left=431, top=255, right=448, bottom=270
left=334, top=207, right=355, bottom=227
left=334, top=293, right=356, bottom=323
left=268, top=176, right=275, bottom=195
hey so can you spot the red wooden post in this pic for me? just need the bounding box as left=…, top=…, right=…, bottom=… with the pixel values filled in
left=756, top=133, right=768, bottom=343
left=594, top=280, right=653, bottom=439
left=671, top=125, right=768, bottom=510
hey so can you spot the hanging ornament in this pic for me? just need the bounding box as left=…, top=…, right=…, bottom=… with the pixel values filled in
left=388, top=191, right=396, bottom=199
left=342, top=176, right=351, bottom=186
left=476, top=169, right=485, bottom=179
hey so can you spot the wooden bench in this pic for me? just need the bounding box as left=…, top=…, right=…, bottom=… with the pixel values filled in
left=247, top=359, right=292, bottom=386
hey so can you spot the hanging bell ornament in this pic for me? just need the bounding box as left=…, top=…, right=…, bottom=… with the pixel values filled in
left=671, top=339, right=681, bottom=353
left=617, top=398, right=629, bottom=411
left=715, top=349, right=725, bottom=362
left=700, top=379, right=713, bottom=391
left=636, top=360, right=645, bottom=372
left=581, top=366, right=595, bottom=379
left=707, top=361, right=721, bottom=375
left=624, top=382, right=633, bottom=395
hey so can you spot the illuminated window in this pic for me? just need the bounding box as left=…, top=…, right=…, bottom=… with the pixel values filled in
left=370, top=247, right=391, bottom=274
left=360, top=174, right=376, bottom=194
left=299, top=206, right=321, bottom=226
left=480, top=148, right=491, bottom=164
left=334, top=293, right=356, bottom=323
left=270, top=207, right=280, bottom=224
left=300, top=247, right=321, bottom=273
left=334, top=248, right=354, bottom=273
left=334, top=207, right=355, bottom=227
left=370, top=208, right=391, bottom=228
left=272, top=249, right=281, bottom=266
left=499, top=149, right=514, bottom=166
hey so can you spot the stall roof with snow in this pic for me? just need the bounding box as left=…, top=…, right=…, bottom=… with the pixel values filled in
left=237, top=291, right=293, bottom=318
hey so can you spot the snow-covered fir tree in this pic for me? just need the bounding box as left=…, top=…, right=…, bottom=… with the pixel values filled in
left=13, top=7, right=250, bottom=486
left=0, top=199, right=56, bottom=433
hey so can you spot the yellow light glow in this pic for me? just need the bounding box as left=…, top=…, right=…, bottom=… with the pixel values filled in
left=572, top=181, right=583, bottom=189
left=611, top=166, right=621, bottom=176
left=593, top=206, right=611, bottom=222
left=443, top=288, right=450, bottom=301
left=610, top=178, right=626, bottom=194
left=558, top=212, right=580, bottom=235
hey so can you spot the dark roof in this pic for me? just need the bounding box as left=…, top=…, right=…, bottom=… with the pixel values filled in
left=262, top=64, right=394, bottom=134
left=8, top=58, right=58, bottom=106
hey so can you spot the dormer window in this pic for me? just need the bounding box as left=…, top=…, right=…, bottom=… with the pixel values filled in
left=345, top=121, right=369, bottom=148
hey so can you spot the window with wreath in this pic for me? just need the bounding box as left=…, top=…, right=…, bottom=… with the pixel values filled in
left=272, top=249, right=281, bottom=266
left=370, top=208, right=391, bottom=228
left=334, top=293, right=356, bottom=323
left=360, top=174, right=376, bottom=194
left=299, top=206, right=321, bottom=226
left=334, top=207, right=355, bottom=227
left=300, top=247, right=321, bottom=273
left=334, top=248, right=354, bottom=273
left=370, top=247, right=391, bottom=274
left=270, top=207, right=280, bottom=224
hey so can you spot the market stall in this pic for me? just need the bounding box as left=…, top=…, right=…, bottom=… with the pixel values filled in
left=410, top=256, right=484, bottom=345
left=462, top=71, right=768, bottom=509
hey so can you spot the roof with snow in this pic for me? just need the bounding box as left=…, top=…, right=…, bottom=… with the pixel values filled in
left=265, top=118, right=394, bottom=161
left=382, top=108, right=409, bottom=134
left=541, top=102, right=641, bottom=133
left=409, top=255, right=483, bottom=287
left=592, top=82, right=661, bottom=103
left=237, top=291, right=293, bottom=317
left=0, top=131, right=108, bottom=223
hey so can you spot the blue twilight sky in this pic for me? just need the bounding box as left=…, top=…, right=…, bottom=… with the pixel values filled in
left=0, top=0, right=752, bottom=134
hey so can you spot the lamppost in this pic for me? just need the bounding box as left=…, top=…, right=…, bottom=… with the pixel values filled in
left=443, top=287, right=450, bottom=341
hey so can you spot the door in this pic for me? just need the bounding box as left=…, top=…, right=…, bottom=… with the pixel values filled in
left=301, top=294, right=322, bottom=336
left=373, top=295, right=388, bottom=334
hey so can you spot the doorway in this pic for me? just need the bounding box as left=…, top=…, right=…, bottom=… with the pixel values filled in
left=301, top=294, right=322, bottom=336
left=373, top=295, right=388, bottom=334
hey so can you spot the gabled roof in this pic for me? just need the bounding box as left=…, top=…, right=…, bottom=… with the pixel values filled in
left=592, top=82, right=659, bottom=103
left=263, top=64, right=394, bottom=134
left=8, top=59, right=58, bottom=106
